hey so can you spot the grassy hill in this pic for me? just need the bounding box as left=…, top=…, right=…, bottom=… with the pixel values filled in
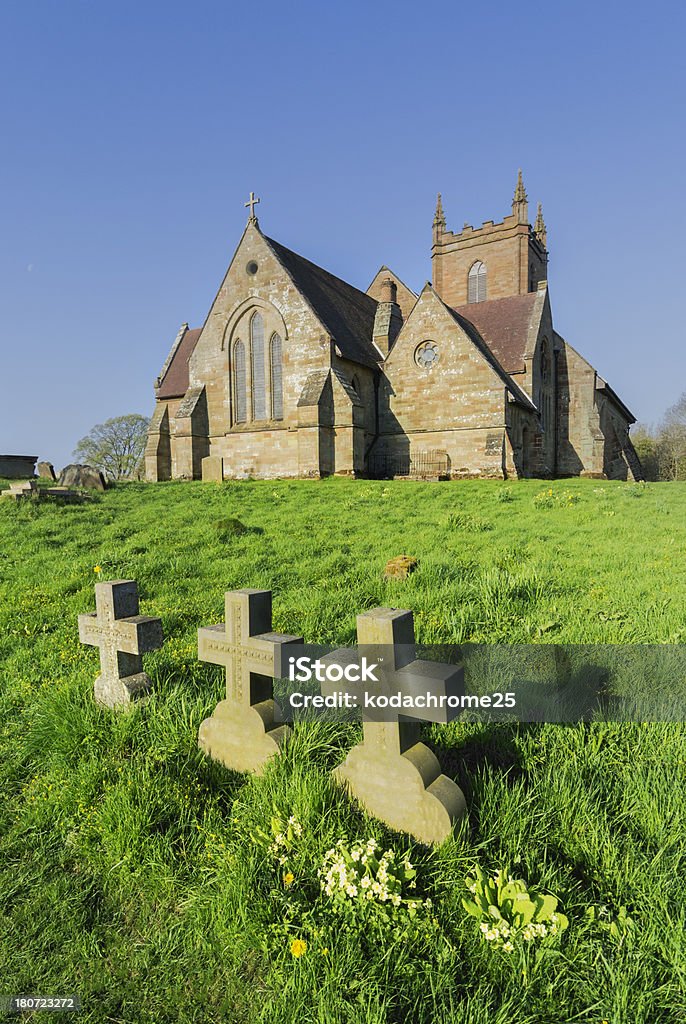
left=1, top=478, right=684, bottom=1023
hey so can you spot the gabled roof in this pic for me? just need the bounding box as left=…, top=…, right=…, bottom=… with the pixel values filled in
left=431, top=290, right=537, bottom=411
left=555, top=330, right=637, bottom=424
left=265, top=236, right=381, bottom=368
left=452, top=292, right=542, bottom=374
left=366, top=265, right=418, bottom=320
left=157, top=326, right=202, bottom=399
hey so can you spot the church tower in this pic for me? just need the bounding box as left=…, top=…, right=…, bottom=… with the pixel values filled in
left=431, top=172, right=549, bottom=307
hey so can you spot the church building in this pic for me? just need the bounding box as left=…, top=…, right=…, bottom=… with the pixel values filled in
left=145, top=175, right=642, bottom=482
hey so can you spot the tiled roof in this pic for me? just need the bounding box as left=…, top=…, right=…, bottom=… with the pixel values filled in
left=265, top=237, right=381, bottom=368
left=157, top=327, right=202, bottom=399
left=453, top=292, right=541, bottom=374
left=445, top=303, right=536, bottom=411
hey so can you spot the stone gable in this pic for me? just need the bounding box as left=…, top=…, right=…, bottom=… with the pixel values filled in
left=145, top=181, right=641, bottom=484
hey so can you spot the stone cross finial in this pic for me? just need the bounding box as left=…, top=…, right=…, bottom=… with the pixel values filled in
left=323, top=607, right=467, bottom=844
left=198, top=589, right=303, bottom=774
left=78, top=580, right=164, bottom=708
left=244, top=191, right=260, bottom=220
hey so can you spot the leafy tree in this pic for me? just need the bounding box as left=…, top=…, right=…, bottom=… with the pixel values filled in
left=631, top=393, right=686, bottom=481
left=72, top=414, right=150, bottom=480
left=658, top=392, right=686, bottom=481
left=631, top=424, right=660, bottom=481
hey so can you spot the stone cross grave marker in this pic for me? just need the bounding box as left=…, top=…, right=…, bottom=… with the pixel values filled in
left=198, top=589, right=302, bottom=774
left=322, top=607, right=467, bottom=844
left=78, top=580, right=164, bottom=708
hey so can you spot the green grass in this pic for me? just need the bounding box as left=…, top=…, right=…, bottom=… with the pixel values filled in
left=1, top=477, right=685, bottom=1023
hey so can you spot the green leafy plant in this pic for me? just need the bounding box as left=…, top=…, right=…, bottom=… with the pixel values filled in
left=318, top=838, right=434, bottom=943
left=462, top=866, right=568, bottom=954
left=586, top=904, right=635, bottom=945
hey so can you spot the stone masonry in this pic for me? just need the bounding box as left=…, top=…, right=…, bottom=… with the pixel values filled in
left=146, top=176, right=641, bottom=483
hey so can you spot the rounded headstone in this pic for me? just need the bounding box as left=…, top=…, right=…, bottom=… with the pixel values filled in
left=58, top=464, right=107, bottom=490
left=37, top=461, right=57, bottom=480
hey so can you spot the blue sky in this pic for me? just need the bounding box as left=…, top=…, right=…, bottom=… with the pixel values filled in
left=2, top=0, right=684, bottom=469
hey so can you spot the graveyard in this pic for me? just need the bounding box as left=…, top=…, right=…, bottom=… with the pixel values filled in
left=1, top=476, right=685, bottom=1023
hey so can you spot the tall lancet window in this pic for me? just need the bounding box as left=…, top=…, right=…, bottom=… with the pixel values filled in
left=270, top=332, right=283, bottom=420
left=468, top=261, right=487, bottom=303
left=250, top=312, right=266, bottom=420
left=233, top=339, right=247, bottom=423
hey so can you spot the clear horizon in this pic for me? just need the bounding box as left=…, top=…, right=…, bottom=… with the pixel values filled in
left=2, top=0, right=684, bottom=469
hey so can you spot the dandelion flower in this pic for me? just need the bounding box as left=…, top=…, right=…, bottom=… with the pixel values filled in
left=290, top=938, right=307, bottom=958
left=94, top=565, right=102, bottom=574
left=283, top=872, right=295, bottom=886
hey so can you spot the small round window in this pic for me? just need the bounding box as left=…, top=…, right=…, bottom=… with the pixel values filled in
left=415, top=341, right=439, bottom=369
left=246, top=260, right=259, bottom=275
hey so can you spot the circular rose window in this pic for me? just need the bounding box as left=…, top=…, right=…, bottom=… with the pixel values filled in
left=415, top=341, right=439, bottom=369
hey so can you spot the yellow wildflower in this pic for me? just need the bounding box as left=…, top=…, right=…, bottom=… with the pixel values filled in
left=321, top=947, right=329, bottom=956
left=290, top=938, right=307, bottom=958
left=283, top=872, right=295, bottom=886
left=94, top=565, right=102, bottom=574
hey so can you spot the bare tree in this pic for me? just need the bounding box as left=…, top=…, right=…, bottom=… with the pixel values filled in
left=73, top=414, right=150, bottom=481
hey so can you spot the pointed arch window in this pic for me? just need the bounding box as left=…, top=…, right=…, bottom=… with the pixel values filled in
left=233, top=339, right=247, bottom=423
left=270, top=332, right=283, bottom=420
left=468, top=261, right=487, bottom=303
left=250, top=312, right=266, bottom=420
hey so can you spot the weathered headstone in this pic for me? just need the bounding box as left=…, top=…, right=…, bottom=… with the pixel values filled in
left=78, top=580, right=164, bottom=707
left=37, top=461, right=56, bottom=480
left=202, top=455, right=224, bottom=482
left=1, top=480, right=37, bottom=500
left=323, top=607, right=467, bottom=844
left=198, top=589, right=302, bottom=773
left=59, top=464, right=107, bottom=490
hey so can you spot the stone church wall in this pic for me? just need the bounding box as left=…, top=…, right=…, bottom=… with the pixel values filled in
left=208, top=426, right=299, bottom=479
left=555, top=336, right=602, bottom=476
left=182, top=225, right=340, bottom=479
left=375, top=290, right=519, bottom=478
